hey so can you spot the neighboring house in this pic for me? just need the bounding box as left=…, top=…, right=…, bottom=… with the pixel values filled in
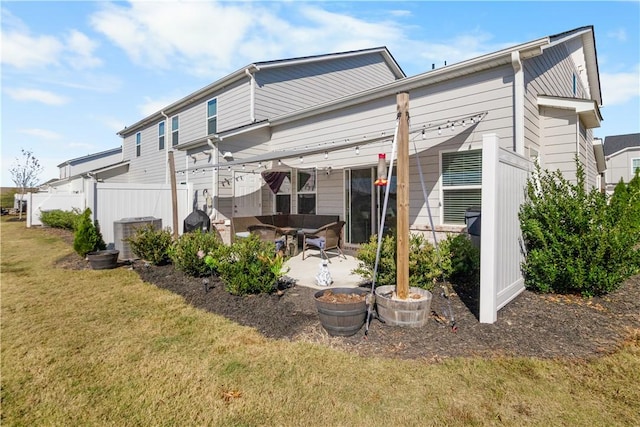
left=45, top=147, right=126, bottom=193
left=603, top=133, right=640, bottom=193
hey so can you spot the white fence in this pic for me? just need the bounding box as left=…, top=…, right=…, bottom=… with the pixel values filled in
left=479, top=134, right=532, bottom=323
left=27, top=182, right=193, bottom=247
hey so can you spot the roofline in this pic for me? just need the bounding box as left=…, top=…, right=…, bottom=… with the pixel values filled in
left=56, top=146, right=122, bottom=168
left=271, top=36, right=549, bottom=126
left=117, top=47, right=404, bottom=137
left=605, top=146, right=640, bottom=159
left=546, top=25, right=601, bottom=106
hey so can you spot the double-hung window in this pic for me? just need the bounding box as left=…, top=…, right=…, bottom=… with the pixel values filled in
left=207, top=99, right=217, bottom=135
left=136, top=132, right=141, bottom=157
left=275, top=171, right=292, bottom=214
left=158, top=121, right=165, bottom=150
left=441, top=149, right=482, bottom=224
left=172, top=116, right=179, bottom=146
left=632, top=158, right=640, bottom=176
left=297, top=169, right=316, bottom=214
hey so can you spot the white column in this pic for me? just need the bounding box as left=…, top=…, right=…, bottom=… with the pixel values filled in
left=480, top=133, right=499, bottom=324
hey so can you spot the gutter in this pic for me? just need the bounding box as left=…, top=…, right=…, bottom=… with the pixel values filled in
left=511, top=51, right=525, bottom=155
left=161, top=111, right=170, bottom=184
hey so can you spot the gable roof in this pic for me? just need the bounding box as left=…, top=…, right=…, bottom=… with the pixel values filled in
left=604, top=133, right=640, bottom=157
left=269, top=26, right=601, bottom=127
left=117, top=47, right=404, bottom=137
left=56, top=146, right=122, bottom=168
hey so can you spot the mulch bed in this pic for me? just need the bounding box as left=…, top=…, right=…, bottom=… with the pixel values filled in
left=48, top=227, right=640, bottom=361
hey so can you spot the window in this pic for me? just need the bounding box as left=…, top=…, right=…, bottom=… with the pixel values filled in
left=171, top=116, right=179, bottom=146
left=441, top=149, right=482, bottom=224
left=297, top=169, right=316, bottom=214
left=633, top=158, right=640, bottom=176
left=275, top=171, right=292, bottom=214
left=207, top=99, right=217, bottom=135
left=136, top=132, right=141, bottom=157
left=158, top=121, right=165, bottom=150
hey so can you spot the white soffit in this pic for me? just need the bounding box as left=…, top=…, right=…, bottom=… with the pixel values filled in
left=592, top=139, right=606, bottom=173
left=537, top=95, right=602, bottom=128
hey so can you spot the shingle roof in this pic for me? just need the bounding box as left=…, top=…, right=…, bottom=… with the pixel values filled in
left=603, top=133, right=640, bottom=156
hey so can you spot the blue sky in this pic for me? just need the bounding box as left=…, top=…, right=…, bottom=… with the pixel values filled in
left=1, top=1, right=639, bottom=186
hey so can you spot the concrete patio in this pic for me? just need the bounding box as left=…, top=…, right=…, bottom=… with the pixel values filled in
left=283, top=250, right=368, bottom=290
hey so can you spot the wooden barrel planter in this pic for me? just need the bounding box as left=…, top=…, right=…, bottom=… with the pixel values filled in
left=87, top=250, right=120, bottom=270
left=375, top=285, right=432, bottom=327
left=314, top=287, right=368, bottom=337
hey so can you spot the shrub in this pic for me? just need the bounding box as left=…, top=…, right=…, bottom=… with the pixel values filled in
left=73, top=208, right=106, bottom=258
left=205, top=235, right=289, bottom=296
left=519, top=159, right=639, bottom=296
left=353, top=232, right=444, bottom=291
left=40, top=208, right=80, bottom=231
left=440, top=233, right=480, bottom=287
left=125, top=224, right=173, bottom=265
left=168, top=230, right=222, bottom=277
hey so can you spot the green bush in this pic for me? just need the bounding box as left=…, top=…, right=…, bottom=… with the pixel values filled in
left=519, top=159, right=640, bottom=296
left=40, top=209, right=80, bottom=231
left=352, top=232, right=480, bottom=291
left=168, top=230, right=222, bottom=277
left=353, top=232, right=440, bottom=291
left=73, top=208, right=106, bottom=258
left=125, top=224, right=173, bottom=265
left=205, top=235, right=289, bottom=296
left=439, top=233, right=480, bottom=287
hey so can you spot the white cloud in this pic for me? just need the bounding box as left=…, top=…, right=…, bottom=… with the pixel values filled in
left=0, top=29, right=63, bottom=69
left=18, top=129, right=63, bottom=140
left=65, top=30, right=102, bottom=69
left=607, top=28, right=627, bottom=42
left=601, top=66, right=640, bottom=106
left=389, top=10, right=412, bottom=17
left=5, top=88, right=69, bottom=105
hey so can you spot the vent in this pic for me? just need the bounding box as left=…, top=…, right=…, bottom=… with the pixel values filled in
left=114, top=217, right=162, bottom=261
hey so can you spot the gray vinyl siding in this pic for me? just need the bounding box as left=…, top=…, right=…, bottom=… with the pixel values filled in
left=67, top=152, right=122, bottom=177
left=268, top=66, right=514, bottom=228
left=538, top=106, right=579, bottom=181
left=523, top=43, right=590, bottom=162
left=254, top=53, right=398, bottom=120
left=606, top=148, right=640, bottom=185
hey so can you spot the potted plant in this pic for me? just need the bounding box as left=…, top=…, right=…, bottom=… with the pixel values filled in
left=73, top=208, right=119, bottom=270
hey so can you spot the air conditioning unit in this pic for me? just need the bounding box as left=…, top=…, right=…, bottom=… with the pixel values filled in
left=114, top=217, right=162, bottom=261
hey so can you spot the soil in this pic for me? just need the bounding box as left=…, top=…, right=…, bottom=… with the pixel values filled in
left=47, top=227, right=640, bottom=361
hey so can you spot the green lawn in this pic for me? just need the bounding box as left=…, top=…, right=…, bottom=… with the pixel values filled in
left=2, top=218, right=639, bottom=426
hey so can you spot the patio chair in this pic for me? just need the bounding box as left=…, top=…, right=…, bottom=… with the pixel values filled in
left=247, top=224, right=286, bottom=253
left=302, top=220, right=346, bottom=261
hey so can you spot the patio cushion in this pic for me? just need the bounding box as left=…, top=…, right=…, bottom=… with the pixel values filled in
left=305, top=237, right=325, bottom=249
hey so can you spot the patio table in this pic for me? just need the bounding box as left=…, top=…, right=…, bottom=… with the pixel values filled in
left=279, top=227, right=300, bottom=257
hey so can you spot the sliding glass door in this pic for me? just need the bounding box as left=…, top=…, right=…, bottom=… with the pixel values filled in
left=345, top=168, right=396, bottom=244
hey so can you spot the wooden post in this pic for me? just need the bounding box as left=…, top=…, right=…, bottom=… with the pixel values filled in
left=396, top=92, right=410, bottom=300
left=168, top=150, right=179, bottom=240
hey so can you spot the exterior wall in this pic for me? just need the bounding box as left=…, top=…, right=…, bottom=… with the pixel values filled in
left=67, top=151, right=122, bottom=177
left=538, top=106, right=579, bottom=181
left=523, top=43, right=588, bottom=159
left=606, top=148, right=640, bottom=185
left=254, top=53, right=398, bottom=120
left=266, top=65, right=515, bottom=230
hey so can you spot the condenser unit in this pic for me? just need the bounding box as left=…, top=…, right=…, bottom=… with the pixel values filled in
left=114, top=217, right=162, bottom=261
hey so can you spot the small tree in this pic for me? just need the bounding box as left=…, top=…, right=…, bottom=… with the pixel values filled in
left=73, top=208, right=106, bottom=258
left=9, top=149, right=44, bottom=220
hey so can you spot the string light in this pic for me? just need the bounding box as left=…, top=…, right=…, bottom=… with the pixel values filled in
left=324, top=151, right=328, bottom=159
left=299, top=156, right=304, bottom=163
left=438, top=126, right=442, bottom=135
left=355, top=146, right=360, bottom=155
left=422, top=128, right=426, bottom=140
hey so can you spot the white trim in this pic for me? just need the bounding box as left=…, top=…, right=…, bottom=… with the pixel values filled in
left=439, top=148, right=483, bottom=226
left=511, top=51, right=525, bottom=155
left=537, top=95, right=602, bottom=128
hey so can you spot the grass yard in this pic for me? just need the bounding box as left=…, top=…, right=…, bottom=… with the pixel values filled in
left=1, top=218, right=639, bottom=426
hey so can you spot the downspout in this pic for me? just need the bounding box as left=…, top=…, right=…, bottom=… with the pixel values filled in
left=245, top=67, right=256, bottom=123
left=511, top=51, right=525, bottom=156
left=207, top=138, right=218, bottom=219
left=161, top=111, right=170, bottom=184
